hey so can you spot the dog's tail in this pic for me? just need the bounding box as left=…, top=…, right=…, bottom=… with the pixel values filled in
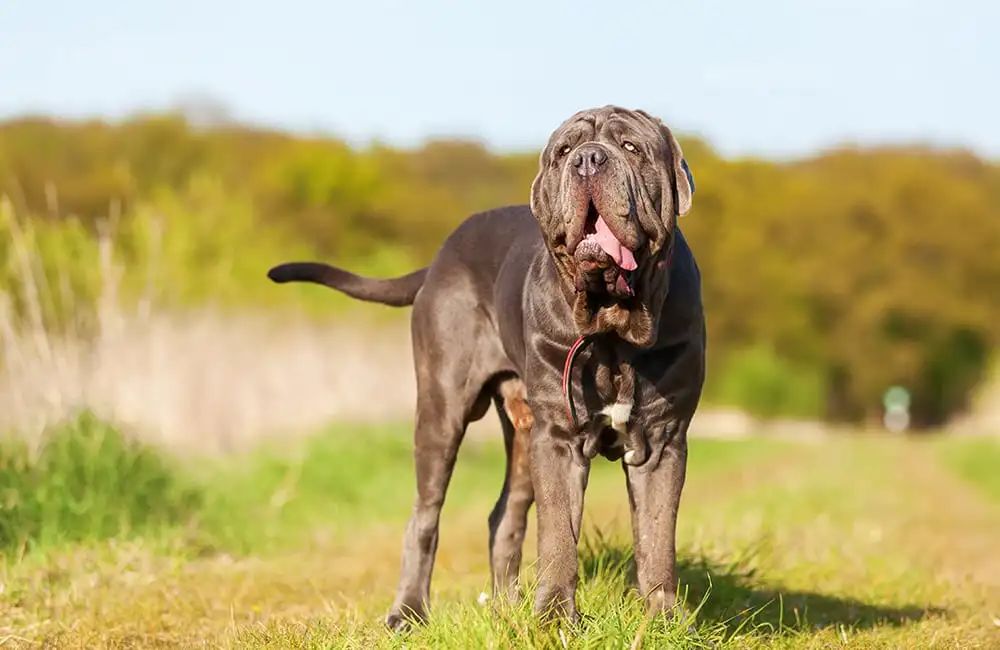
left=267, top=262, right=428, bottom=307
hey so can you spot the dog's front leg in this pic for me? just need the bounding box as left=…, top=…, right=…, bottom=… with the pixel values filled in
left=530, top=423, right=589, bottom=622
left=624, top=419, right=688, bottom=616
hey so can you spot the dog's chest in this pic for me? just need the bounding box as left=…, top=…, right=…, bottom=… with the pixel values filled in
left=575, top=352, right=677, bottom=463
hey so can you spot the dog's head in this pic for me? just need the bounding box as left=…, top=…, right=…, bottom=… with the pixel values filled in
left=530, top=106, right=694, bottom=346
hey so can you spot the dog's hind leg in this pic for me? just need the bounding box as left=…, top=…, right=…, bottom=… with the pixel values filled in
left=488, top=377, right=535, bottom=600
left=385, top=386, right=478, bottom=631
left=385, top=294, right=502, bottom=631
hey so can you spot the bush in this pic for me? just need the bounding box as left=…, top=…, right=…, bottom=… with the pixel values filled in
left=711, top=346, right=825, bottom=419
left=0, top=413, right=199, bottom=554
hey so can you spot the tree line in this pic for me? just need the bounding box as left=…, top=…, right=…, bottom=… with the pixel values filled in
left=2, top=114, right=998, bottom=426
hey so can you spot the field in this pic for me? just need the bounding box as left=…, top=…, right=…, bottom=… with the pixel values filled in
left=1, top=419, right=997, bottom=648
left=2, top=50, right=999, bottom=650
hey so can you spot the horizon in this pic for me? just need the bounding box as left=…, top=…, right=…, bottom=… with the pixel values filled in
left=3, top=107, right=994, bottom=163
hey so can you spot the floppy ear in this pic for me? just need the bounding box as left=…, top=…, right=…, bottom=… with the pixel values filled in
left=529, top=147, right=558, bottom=239
left=663, top=123, right=694, bottom=217
left=638, top=110, right=694, bottom=218
left=681, top=159, right=695, bottom=202
left=529, top=148, right=547, bottom=221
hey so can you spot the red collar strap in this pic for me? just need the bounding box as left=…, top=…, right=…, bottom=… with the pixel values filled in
left=561, top=334, right=591, bottom=429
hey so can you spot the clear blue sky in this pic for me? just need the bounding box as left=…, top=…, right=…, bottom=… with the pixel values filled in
left=2, top=0, right=997, bottom=158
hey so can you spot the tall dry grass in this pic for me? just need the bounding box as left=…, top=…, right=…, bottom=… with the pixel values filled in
left=0, top=199, right=415, bottom=453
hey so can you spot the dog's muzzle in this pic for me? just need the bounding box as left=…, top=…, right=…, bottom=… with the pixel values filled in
left=572, top=200, right=637, bottom=298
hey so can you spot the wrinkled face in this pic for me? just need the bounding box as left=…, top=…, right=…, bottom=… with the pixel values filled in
left=530, top=106, right=693, bottom=302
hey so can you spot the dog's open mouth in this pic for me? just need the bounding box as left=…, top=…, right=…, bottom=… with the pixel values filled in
left=581, top=201, right=637, bottom=272
left=573, top=201, right=637, bottom=297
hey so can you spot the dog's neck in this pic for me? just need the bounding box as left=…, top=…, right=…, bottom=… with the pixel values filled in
left=548, top=237, right=674, bottom=349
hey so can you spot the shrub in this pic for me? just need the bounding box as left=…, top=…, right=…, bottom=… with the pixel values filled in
left=711, top=346, right=825, bottom=419
left=0, top=412, right=199, bottom=554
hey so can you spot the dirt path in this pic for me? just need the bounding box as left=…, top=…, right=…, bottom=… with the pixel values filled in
left=891, top=442, right=1000, bottom=607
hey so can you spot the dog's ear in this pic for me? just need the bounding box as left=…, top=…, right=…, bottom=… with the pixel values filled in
left=681, top=159, right=695, bottom=205
left=662, top=122, right=694, bottom=217
left=529, top=148, right=548, bottom=221
left=637, top=111, right=694, bottom=219
left=530, top=145, right=561, bottom=243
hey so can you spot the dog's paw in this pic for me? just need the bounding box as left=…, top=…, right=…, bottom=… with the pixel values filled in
left=384, top=601, right=426, bottom=633
left=644, top=588, right=688, bottom=621
left=384, top=611, right=410, bottom=633
left=534, top=585, right=580, bottom=626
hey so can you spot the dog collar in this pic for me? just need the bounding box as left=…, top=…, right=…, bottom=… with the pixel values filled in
left=561, top=334, right=591, bottom=428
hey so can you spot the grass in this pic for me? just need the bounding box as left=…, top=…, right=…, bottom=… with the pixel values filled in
left=0, top=413, right=199, bottom=555
left=0, top=195, right=419, bottom=450
left=0, top=419, right=998, bottom=648
left=936, top=436, right=1000, bottom=502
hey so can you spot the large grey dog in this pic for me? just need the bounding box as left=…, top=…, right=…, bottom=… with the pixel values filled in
left=269, top=106, right=705, bottom=629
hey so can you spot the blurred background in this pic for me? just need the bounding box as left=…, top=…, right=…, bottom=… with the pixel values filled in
left=1, top=2, right=999, bottom=646
left=2, top=1, right=997, bottom=447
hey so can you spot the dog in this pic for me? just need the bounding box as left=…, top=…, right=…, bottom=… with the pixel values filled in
left=269, top=106, right=705, bottom=629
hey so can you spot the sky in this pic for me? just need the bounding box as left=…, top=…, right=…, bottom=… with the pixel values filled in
left=1, top=0, right=997, bottom=158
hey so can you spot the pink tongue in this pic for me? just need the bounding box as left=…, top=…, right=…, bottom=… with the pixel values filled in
left=593, top=216, right=637, bottom=271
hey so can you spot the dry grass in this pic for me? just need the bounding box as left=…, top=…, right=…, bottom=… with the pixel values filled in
left=0, top=307, right=414, bottom=453
left=0, top=198, right=415, bottom=452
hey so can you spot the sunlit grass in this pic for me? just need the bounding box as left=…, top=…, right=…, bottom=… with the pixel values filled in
left=0, top=421, right=997, bottom=648
left=936, top=435, right=1000, bottom=502
left=0, top=412, right=199, bottom=555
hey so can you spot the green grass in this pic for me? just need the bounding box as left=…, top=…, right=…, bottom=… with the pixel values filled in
left=936, top=436, right=1000, bottom=502
left=193, top=424, right=788, bottom=555
left=0, top=420, right=998, bottom=648
left=0, top=413, right=199, bottom=555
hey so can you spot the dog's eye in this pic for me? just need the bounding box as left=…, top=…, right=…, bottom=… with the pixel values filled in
left=557, top=144, right=572, bottom=158
left=622, top=141, right=638, bottom=154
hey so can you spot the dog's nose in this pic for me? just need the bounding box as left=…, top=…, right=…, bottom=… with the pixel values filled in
left=573, top=144, right=608, bottom=177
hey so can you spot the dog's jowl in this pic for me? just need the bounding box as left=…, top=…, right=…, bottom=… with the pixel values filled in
left=269, top=106, right=705, bottom=629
